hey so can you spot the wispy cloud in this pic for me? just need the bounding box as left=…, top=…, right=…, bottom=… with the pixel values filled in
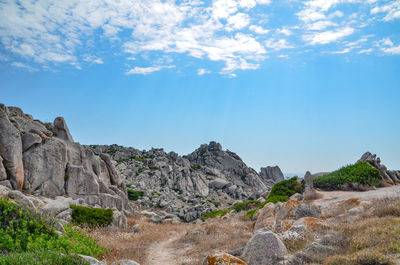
left=304, top=27, right=355, bottom=45
left=126, top=65, right=175, bottom=75
left=197, top=68, right=211, bottom=75
left=11, top=62, right=38, bottom=72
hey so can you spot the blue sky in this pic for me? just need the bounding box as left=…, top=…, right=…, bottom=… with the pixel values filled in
left=0, top=0, right=399, bottom=174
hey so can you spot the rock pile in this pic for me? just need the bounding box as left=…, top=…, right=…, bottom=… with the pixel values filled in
left=91, top=142, right=278, bottom=222
left=0, top=104, right=132, bottom=227
left=358, top=152, right=399, bottom=185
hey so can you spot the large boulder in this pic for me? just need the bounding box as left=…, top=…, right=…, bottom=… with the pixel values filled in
left=304, top=171, right=313, bottom=192
left=0, top=105, right=24, bottom=189
left=242, top=228, right=288, bottom=265
left=53, top=117, right=74, bottom=142
left=260, top=166, right=284, bottom=184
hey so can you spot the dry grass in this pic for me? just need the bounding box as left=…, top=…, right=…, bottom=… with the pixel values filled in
left=174, top=214, right=254, bottom=264
left=90, top=214, right=190, bottom=264
left=321, top=198, right=361, bottom=218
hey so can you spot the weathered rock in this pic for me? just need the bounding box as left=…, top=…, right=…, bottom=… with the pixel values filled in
left=78, top=255, right=107, bottom=265
left=0, top=180, right=12, bottom=189
left=291, top=217, right=326, bottom=232
left=260, top=166, right=285, bottom=183
left=53, top=117, right=74, bottom=142
left=0, top=156, right=7, bottom=181
left=0, top=105, right=24, bottom=189
left=202, top=252, right=247, bottom=265
left=242, top=228, right=288, bottom=265
left=358, top=152, right=399, bottom=185
left=40, top=197, right=72, bottom=218
left=112, top=210, right=128, bottom=228
left=304, top=171, right=313, bottom=192
left=8, top=190, right=35, bottom=209
left=150, top=213, right=163, bottom=224
left=111, top=260, right=140, bottom=265
left=23, top=137, right=68, bottom=196
left=21, top=132, right=42, bottom=152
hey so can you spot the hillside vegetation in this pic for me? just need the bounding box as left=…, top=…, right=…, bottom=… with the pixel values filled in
left=314, top=162, right=381, bottom=190
left=0, top=199, right=105, bottom=264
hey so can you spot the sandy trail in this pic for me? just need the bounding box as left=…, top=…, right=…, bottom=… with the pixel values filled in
left=312, top=185, right=400, bottom=211
left=146, top=229, right=188, bottom=265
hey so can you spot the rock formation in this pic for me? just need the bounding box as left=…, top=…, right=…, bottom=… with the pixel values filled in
left=259, top=165, right=284, bottom=185
left=358, top=152, right=399, bottom=185
left=90, top=141, right=274, bottom=222
left=0, top=104, right=131, bottom=226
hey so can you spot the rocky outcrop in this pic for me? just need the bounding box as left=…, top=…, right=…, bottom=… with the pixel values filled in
left=242, top=228, right=288, bottom=265
left=260, top=166, right=284, bottom=185
left=358, top=152, right=399, bottom=185
left=304, top=171, right=313, bottom=192
left=0, top=104, right=131, bottom=227
left=90, top=141, right=274, bottom=222
left=203, top=252, right=247, bottom=265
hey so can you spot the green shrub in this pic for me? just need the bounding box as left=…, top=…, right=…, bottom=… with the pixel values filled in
left=232, top=200, right=261, bottom=212
left=127, top=189, right=144, bottom=201
left=314, top=162, right=380, bottom=191
left=70, top=205, right=113, bottom=227
left=191, top=164, right=201, bottom=170
left=0, top=251, right=90, bottom=265
left=245, top=177, right=304, bottom=218
left=200, top=209, right=231, bottom=221
left=0, top=199, right=105, bottom=260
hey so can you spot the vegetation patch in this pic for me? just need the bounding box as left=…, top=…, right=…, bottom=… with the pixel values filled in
left=314, top=162, right=380, bottom=190
left=200, top=209, right=231, bottom=221
left=127, top=189, right=144, bottom=201
left=191, top=164, right=201, bottom=170
left=70, top=205, right=113, bottom=227
left=201, top=200, right=261, bottom=221
left=0, top=199, right=105, bottom=263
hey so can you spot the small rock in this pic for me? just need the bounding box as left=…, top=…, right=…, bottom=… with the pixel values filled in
left=132, top=224, right=141, bottom=233
left=78, top=254, right=107, bottom=265
left=8, top=190, right=35, bottom=209
left=150, top=214, right=163, bottom=224
left=290, top=193, right=303, bottom=201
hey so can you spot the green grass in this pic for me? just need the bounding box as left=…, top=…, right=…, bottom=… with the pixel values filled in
left=0, top=251, right=90, bottom=265
left=0, top=199, right=105, bottom=263
left=70, top=205, right=113, bottom=227
left=313, top=162, right=381, bottom=191
left=127, top=189, right=144, bottom=201
left=200, top=209, right=231, bottom=221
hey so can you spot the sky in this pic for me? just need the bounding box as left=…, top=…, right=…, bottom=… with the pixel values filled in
left=0, top=0, right=399, bottom=175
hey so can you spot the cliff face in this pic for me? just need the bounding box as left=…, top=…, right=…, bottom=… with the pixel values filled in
left=91, top=141, right=275, bottom=222
left=0, top=104, right=130, bottom=213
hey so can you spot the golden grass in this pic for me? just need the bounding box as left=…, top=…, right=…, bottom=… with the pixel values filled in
left=90, top=215, right=190, bottom=264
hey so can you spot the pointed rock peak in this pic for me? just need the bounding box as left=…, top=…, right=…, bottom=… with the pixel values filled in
left=208, top=141, right=222, bottom=151
left=53, top=117, right=74, bottom=142
left=260, top=166, right=284, bottom=183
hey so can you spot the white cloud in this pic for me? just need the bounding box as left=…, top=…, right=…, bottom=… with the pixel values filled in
left=382, top=46, right=400, bottom=54
left=306, top=20, right=338, bottom=30
left=276, top=28, right=292, bottom=36
left=249, top=25, right=270, bottom=34
left=371, top=1, right=400, bottom=21
left=303, top=27, right=355, bottom=45
left=126, top=65, right=175, bottom=75
left=92, top=58, right=104, bottom=64
left=11, top=62, right=38, bottom=72
left=265, top=39, right=294, bottom=50
left=197, top=68, right=211, bottom=75
left=84, top=56, right=104, bottom=64
left=358, top=48, right=373, bottom=54
left=227, top=13, right=250, bottom=30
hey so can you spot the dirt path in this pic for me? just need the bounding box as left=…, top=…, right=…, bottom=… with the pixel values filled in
left=312, top=185, right=400, bottom=212
left=145, top=229, right=188, bottom=265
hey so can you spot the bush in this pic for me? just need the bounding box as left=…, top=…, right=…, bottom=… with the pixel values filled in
left=200, top=209, right=231, bottom=221
left=127, top=189, right=144, bottom=201
left=314, top=162, right=380, bottom=191
left=352, top=251, right=395, bottom=265
left=0, top=251, right=89, bottom=265
left=70, top=205, right=113, bottom=227
left=245, top=177, right=304, bottom=219
left=0, top=199, right=105, bottom=261
left=325, top=255, right=351, bottom=265
left=191, top=164, right=201, bottom=170
left=232, top=200, right=261, bottom=212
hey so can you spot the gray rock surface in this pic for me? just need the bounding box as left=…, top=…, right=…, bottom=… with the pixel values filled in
left=0, top=103, right=131, bottom=227
left=91, top=141, right=274, bottom=222
left=0, top=104, right=24, bottom=189
left=242, top=228, right=288, bottom=265
left=358, top=152, right=399, bottom=185
left=78, top=255, right=107, bottom=265
left=260, top=166, right=285, bottom=184
left=304, top=171, right=313, bottom=192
